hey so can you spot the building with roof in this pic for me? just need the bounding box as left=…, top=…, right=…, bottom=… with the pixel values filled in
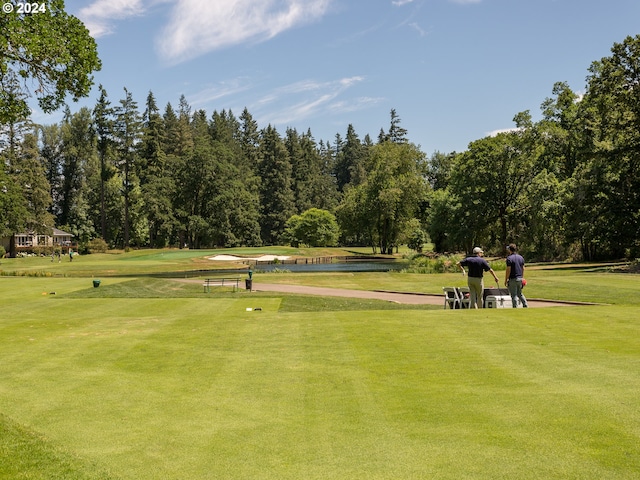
left=1, top=228, right=75, bottom=255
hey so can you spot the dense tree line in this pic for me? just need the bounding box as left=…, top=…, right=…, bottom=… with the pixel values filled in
left=2, top=81, right=425, bottom=253
left=426, top=34, right=640, bottom=261
left=2, top=32, right=640, bottom=261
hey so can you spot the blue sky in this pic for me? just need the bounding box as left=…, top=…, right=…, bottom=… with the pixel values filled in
left=35, top=0, right=640, bottom=154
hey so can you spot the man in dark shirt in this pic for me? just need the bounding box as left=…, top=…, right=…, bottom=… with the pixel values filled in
left=505, top=243, right=528, bottom=308
left=457, top=247, right=499, bottom=309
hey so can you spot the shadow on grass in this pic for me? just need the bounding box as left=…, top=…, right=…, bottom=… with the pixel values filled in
left=530, top=261, right=629, bottom=273
left=0, top=414, right=113, bottom=480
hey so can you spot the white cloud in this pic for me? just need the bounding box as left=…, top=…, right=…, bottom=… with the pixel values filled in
left=254, top=76, right=376, bottom=125
left=78, top=0, right=148, bottom=37
left=188, top=78, right=253, bottom=107
left=180, top=75, right=377, bottom=130
left=409, top=22, right=427, bottom=36
left=157, top=0, right=334, bottom=64
left=329, top=96, right=384, bottom=114
left=395, top=0, right=482, bottom=6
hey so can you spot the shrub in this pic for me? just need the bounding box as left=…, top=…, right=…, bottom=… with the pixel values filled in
left=404, top=254, right=463, bottom=274
left=268, top=268, right=292, bottom=274
left=404, top=218, right=428, bottom=253
left=87, top=238, right=109, bottom=254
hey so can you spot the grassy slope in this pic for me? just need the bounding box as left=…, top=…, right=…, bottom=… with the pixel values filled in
left=1, top=252, right=639, bottom=479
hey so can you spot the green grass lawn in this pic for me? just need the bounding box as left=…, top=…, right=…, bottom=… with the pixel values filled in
left=1, top=251, right=639, bottom=479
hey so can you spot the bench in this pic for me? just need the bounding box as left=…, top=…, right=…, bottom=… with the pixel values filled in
left=203, top=277, right=241, bottom=292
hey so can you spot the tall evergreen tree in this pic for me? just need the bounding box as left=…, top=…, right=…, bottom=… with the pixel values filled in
left=302, top=129, right=340, bottom=210
left=377, top=109, right=408, bottom=144
left=238, top=108, right=263, bottom=244
left=210, top=109, right=240, bottom=144
left=15, top=130, right=55, bottom=236
left=140, top=91, right=165, bottom=179
left=287, top=128, right=339, bottom=213
left=207, top=109, right=262, bottom=246
left=113, top=88, right=142, bottom=248
left=162, top=102, right=180, bottom=157
left=387, top=108, right=408, bottom=143
left=162, top=100, right=194, bottom=247
left=334, top=124, right=368, bottom=190
left=239, top=107, right=261, bottom=176
left=0, top=159, right=27, bottom=248
left=176, top=95, right=194, bottom=157
left=58, top=107, right=97, bottom=244
left=0, top=128, right=26, bottom=256
left=285, top=128, right=307, bottom=212
left=258, top=125, right=295, bottom=244
left=93, top=85, right=115, bottom=241
left=140, top=91, right=177, bottom=247
left=173, top=109, right=215, bottom=248
left=38, top=123, right=62, bottom=214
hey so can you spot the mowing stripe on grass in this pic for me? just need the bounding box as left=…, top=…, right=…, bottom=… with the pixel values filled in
left=1, top=277, right=639, bottom=479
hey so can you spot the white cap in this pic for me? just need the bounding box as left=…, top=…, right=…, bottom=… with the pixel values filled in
left=472, top=247, right=483, bottom=254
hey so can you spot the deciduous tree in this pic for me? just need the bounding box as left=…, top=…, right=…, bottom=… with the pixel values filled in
left=284, top=208, right=340, bottom=247
left=337, top=141, right=428, bottom=253
left=567, top=34, right=640, bottom=258
left=449, top=114, right=542, bottom=250
left=0, top=0, right=100, bottom=124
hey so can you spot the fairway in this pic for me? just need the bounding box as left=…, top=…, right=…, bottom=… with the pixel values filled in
left=1, top=261, right=639, bottom=478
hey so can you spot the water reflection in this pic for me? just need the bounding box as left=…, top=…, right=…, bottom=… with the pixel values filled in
left=153, top=259, right=406, bottom=278
left=256, top=260, right=405, bottom=273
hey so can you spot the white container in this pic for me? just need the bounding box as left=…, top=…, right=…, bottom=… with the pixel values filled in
left=485, top=295, right=521, bottom=308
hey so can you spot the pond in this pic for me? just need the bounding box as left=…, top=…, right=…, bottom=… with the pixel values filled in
left=153, top=258, right=407, bottom=278
left=253, top=259, right=406, bottom=273
left=151, top=256, right=408, bottom=278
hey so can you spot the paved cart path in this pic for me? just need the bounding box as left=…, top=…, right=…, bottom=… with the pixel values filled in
left=175, top=278, right=587, bottom=307
left=251, top=283, right=580, bottom=307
